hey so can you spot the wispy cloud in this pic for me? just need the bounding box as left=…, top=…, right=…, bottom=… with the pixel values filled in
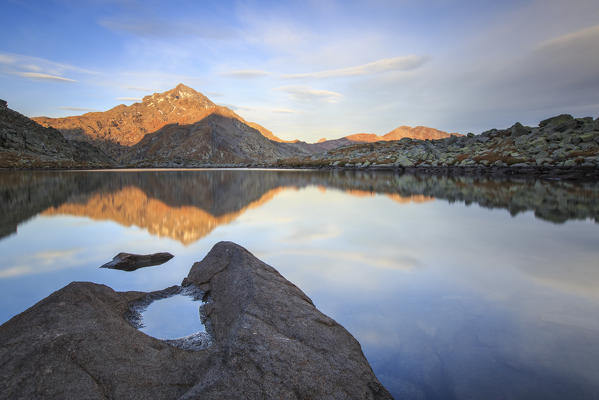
left=0, top=52, right=97, bottom=86
left=126, top=86, right=153, bottom=92
left=99, top=16, right=235, bottom=40
left=22, top=64, right=42, bottom=71
left=59, top=106, right=96, bottom=112
left=0, top=54, right=16, bottom=64
left=222, top=103, right=298, bottom=114
left=282, top=55, right=428, bottom=79
left=272, top=108, right=297, bottom=114
left=18, top=72, right=76, bottom=82
left=275, top=86, right=342, bottom=103
left=221, top=69, right=270, bottom=79
left=116, top=97, right=141, bottom=101
left=537, top=24, right=599, bottom=50
left=0, top=52, right=96, bottom=75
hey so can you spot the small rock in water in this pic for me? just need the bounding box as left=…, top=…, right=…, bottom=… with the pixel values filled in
left=100, top=252, right=174, bottom=271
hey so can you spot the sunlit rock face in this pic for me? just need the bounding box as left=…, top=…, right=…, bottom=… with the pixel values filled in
left=32, top=84, right=300, bottom=161
left=344, top=126, right=460, bottom=143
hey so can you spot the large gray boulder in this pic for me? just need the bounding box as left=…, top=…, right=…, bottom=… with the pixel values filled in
left=0, top=241, right=392, bottom=400
left=510, top=122, right=529, bottom=137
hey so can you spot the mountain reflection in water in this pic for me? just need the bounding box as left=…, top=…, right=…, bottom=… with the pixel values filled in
left=1, top=169, right=598, bottom=400
left=1, top=169, right=597, bottom=244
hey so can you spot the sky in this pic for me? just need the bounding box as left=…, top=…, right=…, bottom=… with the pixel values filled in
left=1, top=0, right=598, bottom=142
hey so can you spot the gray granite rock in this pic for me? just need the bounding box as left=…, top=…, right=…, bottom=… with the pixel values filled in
left=100, top=252, right=174, bottom=271
left=0, top=242, right=392, bottom=400
left=511, top=122, right=529, bottom=137
left=540, top=114, right=574, bottom=129
left=181, top=241, right=391, bottom=399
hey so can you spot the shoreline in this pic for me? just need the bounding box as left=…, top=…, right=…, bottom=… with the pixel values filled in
left=2, top=165, right=599, bottom=181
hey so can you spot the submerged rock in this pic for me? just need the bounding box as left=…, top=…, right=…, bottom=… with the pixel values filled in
left=0, top=242, right=392, bottom=399
left=100, top=252, right=174, bottom=271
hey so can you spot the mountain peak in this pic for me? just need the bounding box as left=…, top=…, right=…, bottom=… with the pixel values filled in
left=142, top=84, right=215, bottom=108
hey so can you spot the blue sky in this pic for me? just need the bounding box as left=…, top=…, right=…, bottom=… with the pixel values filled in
left=1, top=0, right=598, bottom=142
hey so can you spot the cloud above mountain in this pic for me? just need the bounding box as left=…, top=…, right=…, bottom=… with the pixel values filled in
left=1, top=0, right=598, bottom=140
left=275, top=86, right=343, bottom=103
left=18, top=72, right=76, bottom=82
left=282, top=55, right=428, bottom=79
left=221, top=69, right=270, bottom=79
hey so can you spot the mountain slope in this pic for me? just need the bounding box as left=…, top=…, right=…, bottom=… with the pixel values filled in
left=29, top=83, right=459, bottom=163
left=32, top=84, right=291, bottom=157
left=0, top=100, right=114, bottom=168
left=121, top=112, right=306, bottom=166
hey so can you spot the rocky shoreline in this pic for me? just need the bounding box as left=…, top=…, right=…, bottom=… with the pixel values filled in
left=2, top=90, right=598, bottom=177
left=0, top=242, right=392, bottom=400
left=274, top=114, right=599, bottom=173
left=3, top=164, right=599, bottom=182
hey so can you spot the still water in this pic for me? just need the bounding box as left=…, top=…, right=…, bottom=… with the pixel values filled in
left=1, top=169, right=598, bottom=399
left=139, top=293, right=205, bottom=339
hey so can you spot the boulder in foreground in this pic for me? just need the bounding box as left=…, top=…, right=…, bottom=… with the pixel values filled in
left=0, top=241, right=392, bottom=400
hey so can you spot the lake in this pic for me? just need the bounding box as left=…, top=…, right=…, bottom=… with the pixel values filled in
left=1, top=169, right=598, bottom=399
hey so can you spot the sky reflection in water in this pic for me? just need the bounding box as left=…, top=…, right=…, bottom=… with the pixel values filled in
left=139, top=294, right=205, bottom=339
left=0, top=169, right=598, bottom=399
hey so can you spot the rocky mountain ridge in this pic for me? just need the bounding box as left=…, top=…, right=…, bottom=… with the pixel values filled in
left=30, top=84, right=459, bottom=162
left=0, top=100, right=114, bottom=168
left=33, top=84, right=291, bottom=158
left=3, top=84, right=598, bottom=171
left=282, top=114, right=599, bottom=171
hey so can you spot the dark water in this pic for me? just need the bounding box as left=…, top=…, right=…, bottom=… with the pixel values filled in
left=1, top=169, right=598, bottom=399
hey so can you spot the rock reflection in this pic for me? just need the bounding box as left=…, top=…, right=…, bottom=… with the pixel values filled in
left=1, top=169, right=597, bottom=244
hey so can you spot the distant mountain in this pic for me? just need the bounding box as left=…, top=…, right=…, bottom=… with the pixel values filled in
left=26, top=83, right=463, bottom=166
left=317, top=126, right=460, bottom=149
left=383, top=125, right=460, bottom=141
left=0, top=100, right=114, bottom=168
left=33, top=84, right=293, bottom=159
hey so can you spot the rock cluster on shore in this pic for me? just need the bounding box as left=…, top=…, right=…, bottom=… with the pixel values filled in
left=282, top=114, right=599, bottom=170
left=0, top=242, right=392, bottom=400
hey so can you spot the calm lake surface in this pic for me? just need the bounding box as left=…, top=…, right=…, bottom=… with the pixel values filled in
left=1, top=169, right=598, bottom=399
